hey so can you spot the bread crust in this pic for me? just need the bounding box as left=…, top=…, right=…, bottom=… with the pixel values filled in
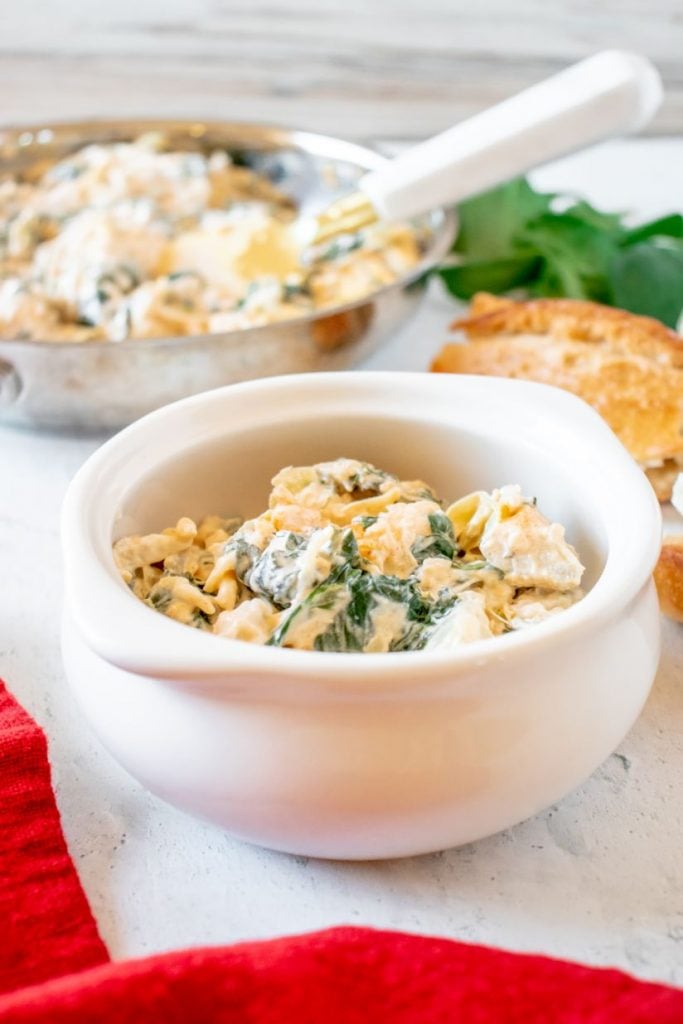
left=655, top=535, right=683, bottom=623
left=432, top=293, right=683, bottom=498
left=453, top=293, right=683, bottom=367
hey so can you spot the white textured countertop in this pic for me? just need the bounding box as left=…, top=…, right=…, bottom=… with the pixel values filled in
left=1, top=139, right=682, bottom=984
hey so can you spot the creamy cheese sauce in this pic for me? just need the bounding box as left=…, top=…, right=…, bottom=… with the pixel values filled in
left=0, top=134, right=421, bottom=343
left=113, top=459, right=586, bottom=653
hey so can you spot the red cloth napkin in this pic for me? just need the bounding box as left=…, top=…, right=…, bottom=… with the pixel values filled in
left=0, top=684, right=107, bottom=994
left=1, top=678, right=681, bottom=1023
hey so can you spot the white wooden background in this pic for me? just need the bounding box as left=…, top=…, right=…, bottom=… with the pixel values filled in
left=0, top=0, right=681, bottom=140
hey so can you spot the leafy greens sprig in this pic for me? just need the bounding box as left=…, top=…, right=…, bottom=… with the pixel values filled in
left=436, top=178, right=683, bottom=328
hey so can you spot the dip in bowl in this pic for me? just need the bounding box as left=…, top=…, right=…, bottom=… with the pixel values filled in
left=61, top=372, right=661, bottom=858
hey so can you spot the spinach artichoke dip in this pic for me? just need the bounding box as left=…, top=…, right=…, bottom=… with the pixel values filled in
left=113, top=459, right=586, bottom=653
left=0, top=134, right=420, bottom=343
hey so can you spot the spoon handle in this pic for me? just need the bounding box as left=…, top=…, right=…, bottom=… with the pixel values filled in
left=360, top=50, right=662, bottom=221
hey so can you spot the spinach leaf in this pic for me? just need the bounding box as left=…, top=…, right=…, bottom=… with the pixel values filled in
left=167, top=269, right=204, bottom=283
left=438, top=176, right=683, bottom=327
left=79, top=264, right=140, bottom=325
left=316, top=234, right=364, bottom=262
left=369, top=573, right=433, bottom=622
left=438, top=254, right=541, bottom=300
left=273, top=560, right=441, bottom=654
left=313, top=571, right=436, bottom=653
left=622, top=213, right=683, bottom=246
left=317, top=462, right=391, bottom=495
left=411, top=512, right=456, bottom=563
left=452, top=559, right=501, bottom=574
left=267, top=531, right=360, bottom=646
left=148, top=588, right=172, bottom=611
left=340, top=529, right=361, bottom=566
left=243, top=530, right=308, bottom=608
left=609, top=242, right=683, bottom=328
left=268, top=576, right=351, bottom=649
left=517, top=213, right=619, bottom=302
left=313, top=570, right=369, bottom=652
left=283, top=280, right=311, bottom=300
left=561, top=200, right=626, bottom=239
left=232, top=537, right=262, bottom=585
left=454, top=178, right=554, bottom=259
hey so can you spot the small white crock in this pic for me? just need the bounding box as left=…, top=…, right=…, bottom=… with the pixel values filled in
left=61, top=372, right=661, bottom=859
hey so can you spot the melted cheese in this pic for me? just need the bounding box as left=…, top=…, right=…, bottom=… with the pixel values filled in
left=280, top=587, right=350, bottom=651
left=364, top=598, right=410, bottom=653
left=508, top=588, right=582, bottom=628
left=480, top=503, right=584, bottom=591
left=214, top=598, right=280, bottom=644
left=166, top=210, right=300, bottom=287
left=290, top=525, right=338, bottom=605
left=114, top=461, right=586, bottom=651
left=425, top=592, right=493, bottom=650
left=360, top=500, right=442, bottom=578
left=0, top=137, right=420, bottom=342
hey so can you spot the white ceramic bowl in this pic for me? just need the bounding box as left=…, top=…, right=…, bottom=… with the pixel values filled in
left=61, top=372, right=661, bottom=859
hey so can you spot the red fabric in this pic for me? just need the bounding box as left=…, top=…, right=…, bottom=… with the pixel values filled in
left=2, top=927, right=682, bottom=1024
left=0, top=685, right=108, bottom=993
left=1, top=679, right=682, bottom=1023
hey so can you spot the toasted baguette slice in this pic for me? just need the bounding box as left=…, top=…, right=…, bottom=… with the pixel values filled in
left=452, top=293, right=683, bottom=367
left=432, top=294, right=683, bottom=498
left=655, top=536, right=683, bottom=623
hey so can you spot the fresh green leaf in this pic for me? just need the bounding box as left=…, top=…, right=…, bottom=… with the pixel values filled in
left=518, top=213, right=619, bottom=302
left=622, top=213, right=683, bottom=246
left=437, top=254, right=541, bottom=300
left=561, top=200, right=626, bottom=238
left=438, top=174, right=683, bottom=328
left=453, top=178, right=554, bottom=259
left=610, top=241, right=683, bottom=328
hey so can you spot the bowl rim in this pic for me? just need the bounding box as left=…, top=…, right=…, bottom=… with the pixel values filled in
left=61, top=370, right=662, bottom=688
left=0, top=117, right=456, bottom=352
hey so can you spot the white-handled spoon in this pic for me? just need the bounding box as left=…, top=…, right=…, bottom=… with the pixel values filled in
left=312, top=49, right=662, bottom=244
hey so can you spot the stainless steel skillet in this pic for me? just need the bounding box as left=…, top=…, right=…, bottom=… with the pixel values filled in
left=0, top=119, right=455, bottom=431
